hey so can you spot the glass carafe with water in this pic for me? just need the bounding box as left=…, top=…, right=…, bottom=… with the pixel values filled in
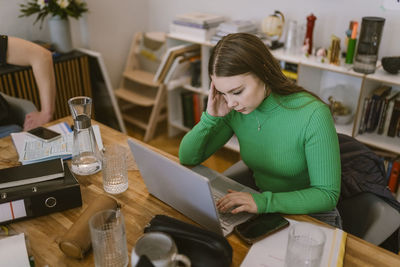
left=68, top=96, right=102, bottom=175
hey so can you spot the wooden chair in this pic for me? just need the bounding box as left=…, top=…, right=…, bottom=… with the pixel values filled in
left=114, top=32, right=167, bottom=142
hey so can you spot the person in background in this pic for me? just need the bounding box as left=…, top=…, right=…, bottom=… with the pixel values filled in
left=0, top=35, right=56, bottom=137
left=179, top=33, right=342, bottom=228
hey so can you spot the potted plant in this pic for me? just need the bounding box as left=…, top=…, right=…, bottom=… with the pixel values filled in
left=19, top=0, right=88, bottom=52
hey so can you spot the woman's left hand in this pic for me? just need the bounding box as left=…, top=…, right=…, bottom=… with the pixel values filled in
left=216, top=190, right=258, bottom=214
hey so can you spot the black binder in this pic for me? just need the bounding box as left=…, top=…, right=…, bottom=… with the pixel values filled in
left=0, top=163, right=82, bottom=224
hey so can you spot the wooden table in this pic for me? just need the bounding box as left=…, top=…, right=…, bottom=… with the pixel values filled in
left=1, top=117, right=399, bottom=267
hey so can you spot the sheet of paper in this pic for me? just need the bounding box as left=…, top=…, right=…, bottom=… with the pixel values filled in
left=240, top=219, right=346, bottom=267
left=0, top=233, right=30, bottom=267
left=11, top=122, right=104, bottom=164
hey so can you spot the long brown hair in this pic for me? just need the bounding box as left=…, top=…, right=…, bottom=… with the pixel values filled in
left=209, top=33, right=317, bottom=99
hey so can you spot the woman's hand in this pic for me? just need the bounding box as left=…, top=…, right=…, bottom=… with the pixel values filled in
left=216, top=189, right=258, bottom=214
left=23, top=111, right=52, bottom=131
left=206, top=82, right=231, bottom=117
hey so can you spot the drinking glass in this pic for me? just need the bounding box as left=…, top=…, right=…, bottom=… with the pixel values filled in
left=102, top=144, right=129, bottom=194
left=89, top=209, right=128, bottom=267
left=285, top=223, right=326, bottom=267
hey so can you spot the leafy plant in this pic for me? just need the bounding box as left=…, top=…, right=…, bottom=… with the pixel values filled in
left=19, top=0, right=88, bottom=27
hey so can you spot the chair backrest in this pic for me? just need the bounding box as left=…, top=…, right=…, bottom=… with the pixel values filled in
left=124, top=32, right=166, bottom=74
left=337, top=133, right=400, bottom=248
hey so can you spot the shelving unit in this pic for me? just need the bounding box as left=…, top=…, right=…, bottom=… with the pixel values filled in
left=165, top=34, right=400, bottom=154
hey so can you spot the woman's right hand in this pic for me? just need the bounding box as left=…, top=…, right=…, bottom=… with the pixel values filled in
left=206, top=82, right=231, bottom=117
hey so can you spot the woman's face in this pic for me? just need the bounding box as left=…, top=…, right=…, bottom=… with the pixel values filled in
left=211, top=73, right=265, bottom=114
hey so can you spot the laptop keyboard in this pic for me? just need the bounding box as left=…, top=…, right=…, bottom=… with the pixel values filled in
left=212, top=190, right=249, bottom=227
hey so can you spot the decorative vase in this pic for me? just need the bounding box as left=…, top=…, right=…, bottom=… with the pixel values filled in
left=48, top=15, right=73, bottom=53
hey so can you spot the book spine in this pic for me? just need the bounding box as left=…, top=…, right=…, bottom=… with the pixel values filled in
left=358, top=97, right=370, bottom=134
left=388, top=160, right=400, bottom=193
left=192, top=94, right=201, bottom=125
left=387, top=100, right=400, bottom=137
left=366, top=97, right=377, bottom=132
left=181, top=91, right=195, bottom=128
left=377, top=99, right=389, bottom=134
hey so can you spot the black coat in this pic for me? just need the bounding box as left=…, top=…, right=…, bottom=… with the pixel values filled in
left=338, top=133, right=400, bottom=212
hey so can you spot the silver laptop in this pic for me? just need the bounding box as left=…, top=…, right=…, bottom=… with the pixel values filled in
left=127, top=138, right=257, bottom=236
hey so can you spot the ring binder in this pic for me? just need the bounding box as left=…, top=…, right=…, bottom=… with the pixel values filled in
left=0, top=163, right=82, bottom=224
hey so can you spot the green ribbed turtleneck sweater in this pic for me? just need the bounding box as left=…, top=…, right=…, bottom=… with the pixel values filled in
left=179, top=92, right=341, bottom=214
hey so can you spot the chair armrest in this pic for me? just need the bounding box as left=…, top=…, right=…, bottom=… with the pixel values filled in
left=0, top=93, right=37, bottom=126
left=338, top=192, right=400, bottom=245
left=223, top=160, right=251, bottom=181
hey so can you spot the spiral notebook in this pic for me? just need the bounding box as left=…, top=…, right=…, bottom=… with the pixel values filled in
left=241, top=219, right=347, bottom=267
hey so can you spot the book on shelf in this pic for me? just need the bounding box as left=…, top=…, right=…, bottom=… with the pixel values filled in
left=388, top=160, right=400, bottom=193
left=377, top=91, right=400, bottom=134
left=172, top=20, right=222, bottom=29
left=387, top=99, right=400, bottom=137
left=181, top=91, right=195, bottom=128
left=0, top=158, right=64, bottom=189
left=169, top=23, right=218, bottom=42
left=216, top=20, right=257, bottom=33
left=366, top=85, right=392, bottom=133
left=154, top=43, right=200, bottom=83
left=192, top=93, right=202, bottom=124
left=358, top=97, right=371, bottom=134
left=174, top=12, right=225, bottom=27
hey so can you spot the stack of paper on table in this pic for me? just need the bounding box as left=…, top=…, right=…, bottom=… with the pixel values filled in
left=240, top=219, right=347, bottom=267
left=0, top=233, right=30, bottom=267
left=11, top=122, right=104, bottom=165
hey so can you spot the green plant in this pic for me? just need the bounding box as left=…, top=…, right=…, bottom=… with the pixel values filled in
left=19, top=0, right=88, bottom=27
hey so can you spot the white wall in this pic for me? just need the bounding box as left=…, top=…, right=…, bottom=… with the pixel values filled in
left=2, top=0, right=399, bottom=89
left=1, top=0, right=148, bottom=88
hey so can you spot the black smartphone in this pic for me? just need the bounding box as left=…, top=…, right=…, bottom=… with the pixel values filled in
left=234, top=213, right=289, bottom=244
left=27, top=126, right=61, bottom=142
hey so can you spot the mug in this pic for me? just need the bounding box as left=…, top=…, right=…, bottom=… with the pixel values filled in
left=131, top=232, right=191, bottom=267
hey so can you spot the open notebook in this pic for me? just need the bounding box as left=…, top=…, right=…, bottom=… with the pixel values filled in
left=241, top=219, right=347, bottom=267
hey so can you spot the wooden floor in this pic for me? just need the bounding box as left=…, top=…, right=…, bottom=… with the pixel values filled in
left=125, top=121, right=240, bottom=173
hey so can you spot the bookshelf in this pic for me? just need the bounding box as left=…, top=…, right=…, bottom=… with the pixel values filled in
left=165, top=34, right=400, bottom=154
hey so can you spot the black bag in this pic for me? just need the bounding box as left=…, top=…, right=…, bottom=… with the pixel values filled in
left=144, top=215, right=232, bottom=267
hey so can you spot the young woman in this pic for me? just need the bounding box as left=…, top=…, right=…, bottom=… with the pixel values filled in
left=179, top=33, right=342, bottom=228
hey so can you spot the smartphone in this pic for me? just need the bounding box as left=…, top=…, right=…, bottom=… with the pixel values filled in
left=234, top=213, right=289, bottom=244
left=27, top=126, right=61, bottom=142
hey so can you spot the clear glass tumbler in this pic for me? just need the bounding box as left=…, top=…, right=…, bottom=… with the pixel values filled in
left=285, top=223, right=326, bottom=267
left=102, top=144, right=129, bottom=194
left=89, top=209, right=128, bottom=267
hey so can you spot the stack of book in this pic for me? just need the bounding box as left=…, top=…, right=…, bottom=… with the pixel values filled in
left=358, top=85, right=400, bottom=137
left=211, top=20, right=258, bottom=44
left=382, top=155, right=400, bottom=202
left=180, top=91, right=208, bottom=128
left=169, top=12, right=226, bottom=42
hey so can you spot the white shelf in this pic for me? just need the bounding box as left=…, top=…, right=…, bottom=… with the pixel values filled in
left=225, top=135, right=240, bottom=152
left=356, top=132, right=400, bottom=155
left=365, top=67, right=400, bottom=86
left=183, top=84, right=208, bottom=95
left=335, top=123, right=354, bottom=136
left=167, top=35, right=400, bottom=156
left=272, top=49, right=364, bottom=78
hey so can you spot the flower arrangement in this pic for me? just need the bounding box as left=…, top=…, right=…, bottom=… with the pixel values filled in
left=19, top=0, right=88, bottom=27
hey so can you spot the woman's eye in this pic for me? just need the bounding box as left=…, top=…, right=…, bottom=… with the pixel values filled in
left=233, top=90, right=242, bottom=95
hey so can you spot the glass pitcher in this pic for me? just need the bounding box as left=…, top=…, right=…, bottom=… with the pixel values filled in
left=68, top=96, right=102, bottom=175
